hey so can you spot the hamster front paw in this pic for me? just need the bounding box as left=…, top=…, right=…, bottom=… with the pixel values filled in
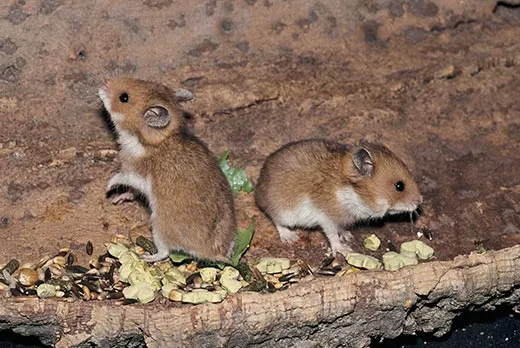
left=333, top=244, right=353, bottom=258
left=339, top=231, right=354, bottom=244
left=276, top=225, right=300, bottom=243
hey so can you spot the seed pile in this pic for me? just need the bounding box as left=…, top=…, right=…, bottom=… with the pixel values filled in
left=0, top=234, right=435, bottom=305
left=104, top=239, right=355, bottom=304
left=0, top=245, right=125, bottom=302
left=0, top=236, right=354, bottom=304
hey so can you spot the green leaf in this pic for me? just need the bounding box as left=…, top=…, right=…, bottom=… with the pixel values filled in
left=169, top=251, right=192, bottom=264
left=218, top=151, right=254, bottom=193
left=242, top=179, right=254, bottom=193
left=229, top=219, right=255, bottom=266
left=217, top=151, right=231, bottom=171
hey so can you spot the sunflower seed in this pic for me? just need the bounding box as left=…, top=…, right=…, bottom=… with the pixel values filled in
left=279, top=283, right=290, bottom=291
left=107, top=263, right=116, bottom=285
left=44, top=268, right=52, bottom=282
left=316, top=269, right=337, bottom=276
left=320, top=256, right=335, bottom=268
left=54, top=249, right=70, bottom=258
left=266, top=282, right=277, bottom=293
left=81, top=285, right=90, bottom=301
left=86, top=241, right=93, bottom=256
left=115, top=298, right=139, bottom=306
left=106, top=291, right=124, bottom=300
left=331, top=265, right=343, bottom=272
left=65, top=265, right=89, bottom=274
left=81, top=280, right=101, bottom=293
left=71, top=283, right=84, bottom=298
left=97, top=252, right=111, bottom=263
left=53, top=256, right=67, bottom=266
left=186, top=273, right=201, bottom=288
left=67, top=253, right=75, bottom=266
left=49, top=264, right=64, bottom=277
left=25, top=288, right=37, bottom=296
left=278, top=273, right=297, bottom=282
left=36, top=256, right=52, bottom=269
left=89, top=259, right=101, bottom=269
left=297, top=260, right=313, bottom=275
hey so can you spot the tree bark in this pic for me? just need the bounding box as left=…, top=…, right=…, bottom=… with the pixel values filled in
left=1, top=246, right=519, bottom=347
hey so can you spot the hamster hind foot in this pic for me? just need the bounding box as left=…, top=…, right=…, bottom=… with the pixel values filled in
left=109, top=191, right=135, bottom=205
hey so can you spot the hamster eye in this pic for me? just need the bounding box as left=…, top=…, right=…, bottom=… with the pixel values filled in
left=394, top=181, right=405, bottom=192
left=119, top=93, right=129, bottom=103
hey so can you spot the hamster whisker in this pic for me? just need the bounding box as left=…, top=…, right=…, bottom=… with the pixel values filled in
left=85, top=98, right=104, bottom=108
left=87, top=71, right=104, bottom=85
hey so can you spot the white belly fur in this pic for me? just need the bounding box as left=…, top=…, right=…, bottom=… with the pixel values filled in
left=278, top=197, right=334, bottom=229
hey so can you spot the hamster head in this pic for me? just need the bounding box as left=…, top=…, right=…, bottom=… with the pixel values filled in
left=98, top=77, right=186, bottom=146
left=344, top=141, right=422, bottom=217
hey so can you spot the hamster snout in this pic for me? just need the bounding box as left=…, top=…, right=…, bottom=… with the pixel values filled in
left=99, top=77, right=237, bottom=263
left=255, top=139, right=422, bottom=256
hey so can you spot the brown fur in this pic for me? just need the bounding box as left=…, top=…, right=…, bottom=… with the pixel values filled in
left=102, top=78, right=236, bottom=261
left=255, top=139, right=422, bottom=228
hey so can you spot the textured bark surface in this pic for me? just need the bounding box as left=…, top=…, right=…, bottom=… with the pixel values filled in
left=0, top=246, right=519, bottom=347
left=1, top=0, right=520, bottom=346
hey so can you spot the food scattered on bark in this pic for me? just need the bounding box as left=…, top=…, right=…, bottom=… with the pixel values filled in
left=346, top=253, right=382, bottom=270
left=219, top=266, right=242, bottom=293
left=400, top=240, right=434, bottom=260
left=382, top=251, right=418, bottom=271
left=255, top=257, right=291, bottom=274
left=0, top=233, right=436, bottom=303
left=86, top=240, right=93, bottom=256
left=363, top=234, right=381, bottom=251
left=36, top=283, right=56, bottom=298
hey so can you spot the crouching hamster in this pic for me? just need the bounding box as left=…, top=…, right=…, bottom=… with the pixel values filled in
left=98, top=77, right=236, bottom=262
left=255, top=139, right=423, bottom=256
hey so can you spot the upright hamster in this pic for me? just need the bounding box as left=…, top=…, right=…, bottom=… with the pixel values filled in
left=98, top=77, right=236, bottom=262
left=255, top=139, right=422, bottom=256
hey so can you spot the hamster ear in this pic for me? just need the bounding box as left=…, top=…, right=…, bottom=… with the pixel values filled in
left=174, top=89, right=194, bottom=102
left=352, top=147, right=374, bottom=177
left=144, top=106, right=170, bottom=128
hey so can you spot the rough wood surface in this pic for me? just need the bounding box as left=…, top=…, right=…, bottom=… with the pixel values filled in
left=2, top=0, right=520, bottom=346
left=1, top=246, right=518, bottom=347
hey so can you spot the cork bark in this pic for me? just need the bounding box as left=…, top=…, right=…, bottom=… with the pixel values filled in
left=1, top=246, right=518, bottom=348
left=1, top=0, right=520, bottom=346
